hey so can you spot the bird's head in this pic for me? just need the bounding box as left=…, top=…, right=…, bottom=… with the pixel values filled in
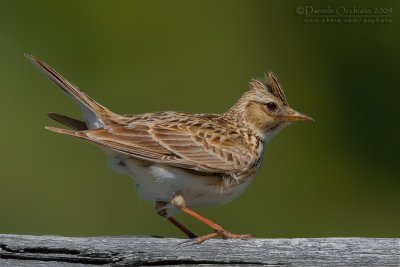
left=226, top=71, right=313, bottom=141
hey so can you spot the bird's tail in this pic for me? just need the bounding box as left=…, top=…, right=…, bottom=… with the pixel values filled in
left=26, top=54, right=117, bottom=129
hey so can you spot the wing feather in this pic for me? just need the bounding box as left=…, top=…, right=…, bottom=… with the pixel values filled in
left=53, top=119, right=255, bottom=173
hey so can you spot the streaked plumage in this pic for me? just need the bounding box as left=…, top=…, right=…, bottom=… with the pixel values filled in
left=26, top=54, right=313, bottom=242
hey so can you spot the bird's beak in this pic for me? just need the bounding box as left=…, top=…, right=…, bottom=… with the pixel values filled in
left=283, top=108, right=314, bottom=122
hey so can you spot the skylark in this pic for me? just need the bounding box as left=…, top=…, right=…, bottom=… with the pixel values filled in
left=26, top=54, right=313, bottom=243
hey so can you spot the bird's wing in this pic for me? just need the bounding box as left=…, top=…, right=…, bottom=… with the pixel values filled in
left=48, top=121, right=255, bottom=173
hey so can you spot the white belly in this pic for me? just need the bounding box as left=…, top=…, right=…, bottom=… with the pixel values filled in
left=108, top=153, right=254, bottom=211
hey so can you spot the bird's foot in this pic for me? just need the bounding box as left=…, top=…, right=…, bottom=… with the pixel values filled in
left=196, top=228, right=252, bottom=243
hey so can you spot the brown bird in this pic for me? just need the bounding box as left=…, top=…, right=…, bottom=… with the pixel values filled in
left=26, top=54, right=313, bottom=243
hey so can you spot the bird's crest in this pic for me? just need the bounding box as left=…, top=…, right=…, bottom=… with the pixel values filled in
left=264, top=71, right=288, bottom=105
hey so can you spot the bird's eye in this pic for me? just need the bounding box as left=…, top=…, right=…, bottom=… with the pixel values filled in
left=266, top=102, right=277, bottom=112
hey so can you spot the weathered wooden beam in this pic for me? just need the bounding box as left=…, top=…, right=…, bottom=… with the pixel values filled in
left=0, top=234, right=399, bottom=266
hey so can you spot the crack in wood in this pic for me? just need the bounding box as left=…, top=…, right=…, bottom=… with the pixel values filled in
left=0, top=244, right=119, bottom=265
left=1, top=244, right=81, bottom=255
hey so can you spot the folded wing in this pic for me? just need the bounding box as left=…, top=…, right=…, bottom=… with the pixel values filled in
left=47, top=121, right=254, bottom=173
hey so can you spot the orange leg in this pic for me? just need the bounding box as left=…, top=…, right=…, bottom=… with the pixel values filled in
left=172, top=195, right=252, bottom=243
left=155, top=201, right=197, bottom=238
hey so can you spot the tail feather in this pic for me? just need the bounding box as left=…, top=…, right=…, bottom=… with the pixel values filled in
left=26, top=54, right=116, bottom=128
left=47, top=113, right=88, bottom=131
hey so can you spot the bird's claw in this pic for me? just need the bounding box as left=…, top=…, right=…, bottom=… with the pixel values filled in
left=196, top=229, right=252, bottom=243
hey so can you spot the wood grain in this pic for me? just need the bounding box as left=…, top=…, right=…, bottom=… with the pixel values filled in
left=1, top=234, right=399, bottom=266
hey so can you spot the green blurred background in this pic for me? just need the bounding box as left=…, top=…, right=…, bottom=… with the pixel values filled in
left=0, top=0, right=399, bottom=238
